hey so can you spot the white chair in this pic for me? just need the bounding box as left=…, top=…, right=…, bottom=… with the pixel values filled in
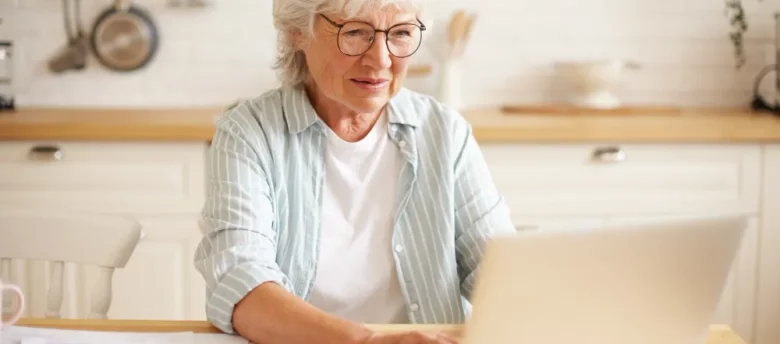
left=0, top=208, right=142, bottom=319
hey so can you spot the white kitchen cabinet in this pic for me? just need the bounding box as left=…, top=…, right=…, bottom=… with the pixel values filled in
left=0, top=141, right=209, bottom=321
left=0, top=141, right=205, bottom=214
left=0, top=138, right=772, bottom=343
left=481, top=143, right=761, bottom=218
left=755, top=144, right=780, bottom=344
left=481, top=142, right=763, bottom=344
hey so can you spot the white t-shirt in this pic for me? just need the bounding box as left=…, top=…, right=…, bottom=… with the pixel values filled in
left=308, top=113, right=409, bottom=324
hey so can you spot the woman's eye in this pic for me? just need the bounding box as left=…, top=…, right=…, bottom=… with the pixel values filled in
left=344, top=29, right=368, bottom=37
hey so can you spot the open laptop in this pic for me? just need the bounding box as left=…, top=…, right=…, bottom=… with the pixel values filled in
left=460, top=214, right=748, bottom=344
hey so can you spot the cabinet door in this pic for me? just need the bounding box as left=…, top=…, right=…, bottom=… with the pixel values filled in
left=0, top=141, right=206, bottom=214
left=481, top=143, right=761, bottom=217
left=606, top=215, right=759, bottom=344
left=755, top=144, right=780, bottom=344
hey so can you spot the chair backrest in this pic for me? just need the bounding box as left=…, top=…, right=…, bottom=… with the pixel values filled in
left=0, top=208, right=142, bottom=319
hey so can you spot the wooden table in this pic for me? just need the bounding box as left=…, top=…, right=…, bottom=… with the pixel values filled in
left=14, top=318, right=750, bottom=344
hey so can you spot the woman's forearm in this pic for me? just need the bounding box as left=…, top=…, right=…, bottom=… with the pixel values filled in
left=232, top=282, right=373, bottom=344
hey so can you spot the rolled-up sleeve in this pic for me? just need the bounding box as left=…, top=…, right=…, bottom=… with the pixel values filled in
left=451, top=121, right=516, bottom=300
left=193, top=113, right=290, bottom=334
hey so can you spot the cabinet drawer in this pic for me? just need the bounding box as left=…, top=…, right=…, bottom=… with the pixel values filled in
left=0, top=141, right=207, bottom=214
left=481, top=143, right=761, bottom=216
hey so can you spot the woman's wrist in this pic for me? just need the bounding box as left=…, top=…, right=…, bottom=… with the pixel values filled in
left=347, top=323, right=376, bottom=344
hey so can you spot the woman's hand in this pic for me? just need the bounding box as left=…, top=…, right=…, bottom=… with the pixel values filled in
left=361, top=331, right=459, bottom=344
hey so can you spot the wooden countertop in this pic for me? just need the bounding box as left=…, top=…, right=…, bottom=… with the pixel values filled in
left=2, top=106, right=780, bottom=143
left=0, top=107, right=221, bottom=141
left=467, top=107, right=780, bottom=143
left=14, top=318, right=749, bottom=344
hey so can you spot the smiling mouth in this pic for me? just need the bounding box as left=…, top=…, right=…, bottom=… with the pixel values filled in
left=351, top=78, right=389, bottom=85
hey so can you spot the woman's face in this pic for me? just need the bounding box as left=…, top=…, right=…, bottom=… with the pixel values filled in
left=299, top=7, right=421, bottom=115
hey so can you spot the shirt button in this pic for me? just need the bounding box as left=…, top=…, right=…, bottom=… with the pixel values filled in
left=410, top=303, right=419, bottom=312
left=399, top=140, right=407, bottom=148
left=394, top=245, right=404, bottom=253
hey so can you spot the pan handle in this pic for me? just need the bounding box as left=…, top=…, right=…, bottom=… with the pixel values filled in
left=114, top=0, right=131, bottom=11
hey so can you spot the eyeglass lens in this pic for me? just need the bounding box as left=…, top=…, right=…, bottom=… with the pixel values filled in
left=338, top=22, right=422, bottom=57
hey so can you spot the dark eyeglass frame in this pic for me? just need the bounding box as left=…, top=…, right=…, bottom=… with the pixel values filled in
left=320, top=14, right=427, bottom=58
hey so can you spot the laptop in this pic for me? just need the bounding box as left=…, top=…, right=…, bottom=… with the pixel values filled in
left=460, top=214, right=748, bottom=344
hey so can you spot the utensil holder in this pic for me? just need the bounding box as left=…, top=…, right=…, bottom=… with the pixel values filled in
left=436, top=57, right=463, bottom=111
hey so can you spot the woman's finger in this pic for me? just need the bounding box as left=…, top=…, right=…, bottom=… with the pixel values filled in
left=434, top=331, right=459, bottom=344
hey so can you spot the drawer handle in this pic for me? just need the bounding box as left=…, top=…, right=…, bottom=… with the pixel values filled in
left=28, top=145, right=64, bottom=161
left=591, top=146, right=626, bottom=163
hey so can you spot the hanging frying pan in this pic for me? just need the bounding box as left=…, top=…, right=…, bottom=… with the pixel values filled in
left=90, top=0, right=159, bottom=72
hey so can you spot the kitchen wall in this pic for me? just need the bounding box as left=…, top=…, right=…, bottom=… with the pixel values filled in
left=0, top=0, right=778, bottom=109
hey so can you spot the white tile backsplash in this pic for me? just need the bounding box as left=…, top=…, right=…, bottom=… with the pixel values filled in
left=1, top=0, right=778, bottom=108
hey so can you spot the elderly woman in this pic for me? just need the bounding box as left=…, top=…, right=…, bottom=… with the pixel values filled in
left=193, top=0, right=515, bottom=343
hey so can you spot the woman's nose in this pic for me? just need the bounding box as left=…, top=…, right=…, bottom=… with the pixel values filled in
left=361, top=34, right=392, bottom=69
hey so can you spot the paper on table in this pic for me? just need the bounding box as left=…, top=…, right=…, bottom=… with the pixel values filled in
left=0, top=326, right=193, bottom=344
left=192, top=333, right=250, bottom=344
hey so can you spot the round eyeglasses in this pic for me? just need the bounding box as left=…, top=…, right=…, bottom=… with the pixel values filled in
left=320, top=14, right=426, bottom=58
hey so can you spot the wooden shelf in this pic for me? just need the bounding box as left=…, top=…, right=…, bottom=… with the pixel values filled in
left=408, top=64, right=432, bottom=77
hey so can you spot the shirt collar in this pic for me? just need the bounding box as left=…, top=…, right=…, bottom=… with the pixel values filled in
left=282, top=84, right=321, bottom=134
left=386, top=88, right=420, bottom=128
left=282, top=84, right=419, bottom=134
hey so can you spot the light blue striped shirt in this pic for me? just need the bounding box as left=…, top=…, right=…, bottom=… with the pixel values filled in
left=193, top=84, right=516, bottom=334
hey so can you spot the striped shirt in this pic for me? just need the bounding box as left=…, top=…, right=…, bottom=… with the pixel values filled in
left=193, top=84, right=516, bottom=334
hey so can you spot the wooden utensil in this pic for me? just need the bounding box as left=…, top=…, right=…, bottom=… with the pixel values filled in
left=456, top=13, right=476, bottom=57
left=447, top=10, right=470, bottom=57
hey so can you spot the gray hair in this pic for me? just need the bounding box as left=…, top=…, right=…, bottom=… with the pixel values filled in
left=272, top=0, right=424, bottom=87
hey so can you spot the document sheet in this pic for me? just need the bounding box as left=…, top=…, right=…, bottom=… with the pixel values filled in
left=1, top=326, right=251, bottom=344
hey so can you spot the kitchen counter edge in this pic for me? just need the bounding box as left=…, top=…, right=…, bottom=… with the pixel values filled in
left=2, top=107, right=780, bottom=143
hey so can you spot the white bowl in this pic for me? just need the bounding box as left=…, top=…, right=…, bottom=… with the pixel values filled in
left=554, top=60, right=640, bottom=109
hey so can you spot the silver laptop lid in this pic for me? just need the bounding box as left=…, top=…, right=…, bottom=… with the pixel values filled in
left=461, top=215, right=748, bottom=344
